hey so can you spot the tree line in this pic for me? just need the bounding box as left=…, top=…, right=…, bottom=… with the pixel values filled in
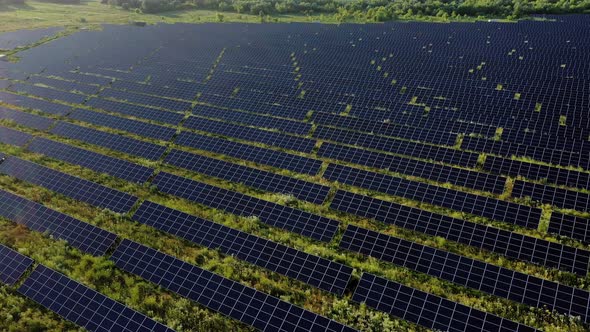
left=103, top=0, right=590, bottom=19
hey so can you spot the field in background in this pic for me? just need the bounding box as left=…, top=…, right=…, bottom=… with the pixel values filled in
left=0, top=0, right=350, bottom=33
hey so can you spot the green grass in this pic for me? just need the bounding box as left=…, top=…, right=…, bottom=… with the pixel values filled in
left=0, top=0, right=348, bottom=33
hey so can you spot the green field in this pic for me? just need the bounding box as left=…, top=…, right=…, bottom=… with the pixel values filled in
left=0, top=0, right=351, bottom=33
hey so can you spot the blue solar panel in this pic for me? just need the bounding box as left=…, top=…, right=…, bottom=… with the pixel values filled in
left=10, top=83, right=88, bottom=104
left=314, top=126, right=475, bottom=167
left=28, top=137, right=154, bottom=183
left=341, top=225, right=590, bottom=323
left=50, top=122, right=166, bottom=161
left=0, top=244, right=33, bottom=285
left=0, top=189, right=116, bottom=256
left=175, top=131, right=322, bottom=175
left=152, top=171, right=339, bottom=242
left=18, top=265, right=175, bottom=332
left=548, top=213, right=590, bottom=244
left=133, top=201, right=352, bottom=294
left=0, top=156, right=138, bottom=213
left=68, top=108, right=177, bottom=141
left=0, top=125, right=33, bottom=147
left=0, top=107, right=55, bottom=130
left=318, top=143, right=506, bottom=193
left=165, top=149, right=330, bottom=204
left=324, top=164, right=541, bottom=229
left=353, top=273, right=535, bottom=332
left=194, top=105, right=312, bottom=135
left=0, top=91, right=72, bottom=115
left=331, top=190, right=590, bottom=275
left=512, top=181, right=590, bottom=212
left=183, top=117, right=316, bottom=153
left=111, top=239, right=356, bottom=332
left=100, top=88, right=191, bottom=112
left=86, top=98, right=184, bottom=125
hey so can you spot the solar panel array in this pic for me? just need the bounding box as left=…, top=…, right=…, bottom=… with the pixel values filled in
left=0, top=16, right=589, bottom=331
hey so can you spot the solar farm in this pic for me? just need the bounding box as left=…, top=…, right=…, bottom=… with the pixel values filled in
left=0, top=15, right=590, bottom=332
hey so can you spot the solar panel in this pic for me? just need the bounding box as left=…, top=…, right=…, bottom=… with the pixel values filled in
left=0, top=244, right=33, bottom=285
left=318, top=143, right=506, bottom=194
left=313, top=126, right=462, bottom=158
left=548, top=213, right=590, bottom=244
left=331, top=190, right=590, bottom=275
left=353, top=273, right=535, bottom=332
left=175, top=131, right=322, bottom=175
left=27, top=75, right=100, bottom=95
left=133, top=201, right=352, bottom=294
left=0, top=125, right=33, bottom=147
left=18, top=265, right=175, bottom=332
left=0, top=189, right=116, bottom=256
left=153, top=172, right=339, bottom=242
left=51, top=122, right=166, bottom=161
left=110, top=239, right=356, bottom=332
left=324, top=164, right=540, bottom=229
left=0, top=107, right=55, bottom=130
left=28, top=137, right=154, bottom=183
left=100, top=88, right=191, bottom=112
left=483, top=156, right=590, bottom=191
left=183, top=117, right=316, bottom=153
left=194, top=105, right=311, bottom=135
left=86, top=98, right=184, bottom=125
left=341, top=225, right=590, bottom=323
left=462, top=136, right=587, bottom=170
left=0, top=156, right=138, bottom=213
left=512, top=181, right=590, bottom=212
left=0, top=27, right=63, bottom=50
left=165, top=149, right=329, bottom=204
left=0, top=91, right=72, bottom=115
left=110, top=79, right=199, bottom=101
left=10, top=83, right=88, bottom=105
left=68, top=108, right=177, bottom=141
left=313, top=126, right=465, bottom=162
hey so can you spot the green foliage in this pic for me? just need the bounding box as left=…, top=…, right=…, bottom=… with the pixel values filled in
left=101, top=0, right=590, bottom=17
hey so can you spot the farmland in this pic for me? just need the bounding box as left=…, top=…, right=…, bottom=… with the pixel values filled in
left=1, top=14, right=590, bottom=332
